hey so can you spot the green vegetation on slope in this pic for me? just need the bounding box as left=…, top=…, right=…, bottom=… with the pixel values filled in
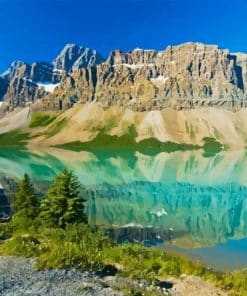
left=203, top=137, right=223, bottom=157
left=29, top=112, right=56, bottom=128
left=137, top=138, right=200, bottom=154
left=0, top=171, right=246, bottom=295
left=56, top=125, right=201, bottom=155
left=0, top=119, right=224, bottom=156
left=0, top=129, right=30, bottom=147
left=44, top=117, right=68, bottom=138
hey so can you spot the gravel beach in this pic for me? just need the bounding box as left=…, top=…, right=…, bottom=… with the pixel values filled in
left=0, top=256, right=227, bottom=296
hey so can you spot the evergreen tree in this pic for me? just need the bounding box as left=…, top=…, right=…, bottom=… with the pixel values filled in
left=39, top=169, right=87, bottom=228
left=13, top=174, right=39, bottom=220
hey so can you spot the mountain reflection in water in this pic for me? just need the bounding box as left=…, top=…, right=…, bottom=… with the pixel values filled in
left=0, top=147, right=247, bottom=269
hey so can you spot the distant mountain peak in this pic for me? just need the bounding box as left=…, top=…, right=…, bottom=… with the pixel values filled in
left=52, top=43, right=104, bottom=72
left=1, top=60, right=26, bottom=80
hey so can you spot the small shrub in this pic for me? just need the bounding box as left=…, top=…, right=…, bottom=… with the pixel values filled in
left=36, top=224, right=109, bottom=272
left=0, top=222, right=13, bottom=240
left=1, top=235, right=41, bottom=257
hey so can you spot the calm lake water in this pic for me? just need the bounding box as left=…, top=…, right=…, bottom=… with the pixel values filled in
left=0, top=147, right=247, bottom=270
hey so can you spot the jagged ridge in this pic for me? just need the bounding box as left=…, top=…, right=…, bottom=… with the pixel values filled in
left=2, top=42, right=247, bottom=112
left=0, top=44, right=103, bottom=111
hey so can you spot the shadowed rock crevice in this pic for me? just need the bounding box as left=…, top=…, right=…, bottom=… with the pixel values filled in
left=228, top=54, right=244, bottom=91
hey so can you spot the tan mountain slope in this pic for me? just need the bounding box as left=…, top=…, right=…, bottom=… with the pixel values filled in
left=0, top=107, right=29, bottom=134
left=20, top=102, right=247, bottom=149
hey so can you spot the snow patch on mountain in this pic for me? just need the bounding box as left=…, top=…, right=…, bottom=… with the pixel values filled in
left=151, top=76, right=170, bottom=86
left=36, top=82, right=60, bottom=93
left=114, top=63, right=155, bottom=69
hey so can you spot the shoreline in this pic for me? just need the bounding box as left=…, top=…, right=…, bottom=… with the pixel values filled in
left=0, top=256, right=227, bottom=296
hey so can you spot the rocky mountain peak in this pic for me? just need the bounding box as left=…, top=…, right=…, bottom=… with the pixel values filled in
left=0, top=43, right=105, bottom=109
left=52, top=43, right=104, bottom=72
left=1, top=60, right=26, bottom=80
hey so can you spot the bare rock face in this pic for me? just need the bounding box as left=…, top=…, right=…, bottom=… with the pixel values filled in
left=37, top=66, right=97, bottom=110
left=0, top=77, right=8, bottom=101
left=52, top=44, right=104, bottom=72
left=93, top=43, right=246, bottom=110
left=2, top=42, right=247, bottom=111
left=1, top=62, right=61, bottom=110
left=1, top=61, right=25, bottom=81
left=40, top=42, right=247, bottom=112
left=0, top=44, right=103, bottom=110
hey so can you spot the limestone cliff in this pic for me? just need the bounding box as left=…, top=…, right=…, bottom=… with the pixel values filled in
left=52, top=43, right=104, bottom=72
left=0, top=44, right=103, bottom=110
left=2, top=42, right=247, bottom=112
left=34, top=42, right=247, bottom=111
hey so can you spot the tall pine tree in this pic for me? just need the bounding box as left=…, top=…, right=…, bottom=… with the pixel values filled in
left=13, top=174, right=39, bottom=219
left=39, top=169, right=87, bottom=228
left=12, top=174, right=40, bottom=230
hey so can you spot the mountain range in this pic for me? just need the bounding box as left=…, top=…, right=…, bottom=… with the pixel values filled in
left=1, top=42, right=247, bottom=149
left=2, top=42, right=247, bottom=111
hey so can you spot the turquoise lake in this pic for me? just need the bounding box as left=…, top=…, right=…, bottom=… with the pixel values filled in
left=0, top=147, right=247, bottom=271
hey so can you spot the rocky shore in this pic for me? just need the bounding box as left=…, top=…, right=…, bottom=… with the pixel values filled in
left=0, top=256, right=227, bottom=296
left=0, top=256, right=121, bottom=296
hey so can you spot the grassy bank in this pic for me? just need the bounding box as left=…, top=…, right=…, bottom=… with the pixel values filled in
left=0, top=167, right=245, bottom=296
left=0, top=223, right=246, bottom=295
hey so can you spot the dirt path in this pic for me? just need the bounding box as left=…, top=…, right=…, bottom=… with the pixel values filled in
left=167, top=275, right=227, bottom=296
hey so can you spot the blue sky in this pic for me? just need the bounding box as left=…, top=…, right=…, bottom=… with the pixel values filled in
left=0, top=0, right=247, bottom=72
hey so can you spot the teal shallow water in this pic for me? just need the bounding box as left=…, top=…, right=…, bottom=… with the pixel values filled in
left=0, top=147, right=247, bottom=270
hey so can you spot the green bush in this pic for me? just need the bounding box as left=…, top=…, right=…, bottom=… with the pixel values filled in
left=11, top=212, right=40, bottom=233
left=36, top=224, right=110, bottom=271
left=0, top=222, right=13, bottom=240
left=1, top=235, right=42, bottom=257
